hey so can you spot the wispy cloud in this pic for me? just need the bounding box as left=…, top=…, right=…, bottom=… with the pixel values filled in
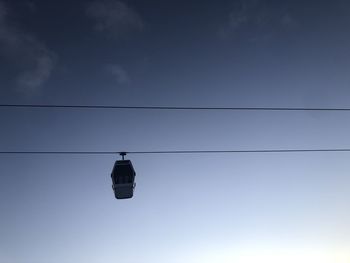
left=107, top=64, right=130, bottom=85
left=86, top=0, right=143, bottom=37
left=228, top=0, right=259, bottom=31
left=220, top=0, right=298, bottom=40
left=0, top=1, right=56, bottom=95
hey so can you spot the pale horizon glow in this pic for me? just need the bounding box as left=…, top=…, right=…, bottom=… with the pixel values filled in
left=189, top=241, right=350, bottom=263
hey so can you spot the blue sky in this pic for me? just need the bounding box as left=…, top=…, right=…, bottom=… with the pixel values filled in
left=1, top=1, right=350, bottom=262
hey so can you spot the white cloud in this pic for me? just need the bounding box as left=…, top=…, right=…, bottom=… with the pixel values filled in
left=16, top=52, right=55, bottom=92
left=220, top=0, right=298, bottom=39
left=228, top=0, right=260, bottom=30
left=86, top=0, right=143, bottom=37
left=281, top=13, right=298, bottom=29
left=107, top=64, right=130, bottom=85
left=0, top=1, right=56, bottom=95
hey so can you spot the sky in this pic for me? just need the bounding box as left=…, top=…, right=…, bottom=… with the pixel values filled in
left=1, top=0, right=350, bottom=262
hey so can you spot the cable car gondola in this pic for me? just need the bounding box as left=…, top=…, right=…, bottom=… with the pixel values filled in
left=111, top=153, right=136, bottom=199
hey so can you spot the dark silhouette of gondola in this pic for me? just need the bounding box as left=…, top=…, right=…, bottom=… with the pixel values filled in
left=111, top=153, right=136, bottom=199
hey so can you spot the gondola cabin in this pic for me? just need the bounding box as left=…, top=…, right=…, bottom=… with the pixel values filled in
left=111, top=159, right=136, bottom=199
